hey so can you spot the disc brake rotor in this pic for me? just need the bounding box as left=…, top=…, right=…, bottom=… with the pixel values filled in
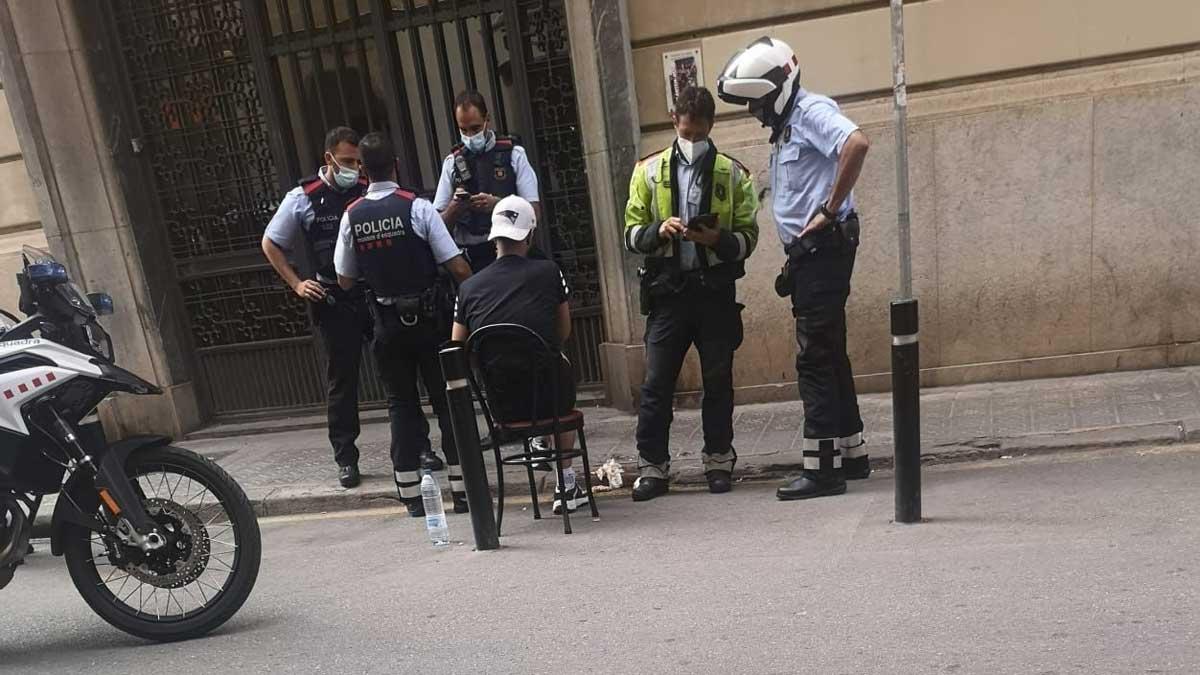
left=108, top=498, right=211, bottom=589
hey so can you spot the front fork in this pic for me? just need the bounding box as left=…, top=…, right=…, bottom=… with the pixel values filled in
left=42, top=404, right=165, bottom=551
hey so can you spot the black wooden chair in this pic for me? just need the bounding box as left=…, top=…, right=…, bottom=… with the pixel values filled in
left=465, top=323, right=599, bottom=535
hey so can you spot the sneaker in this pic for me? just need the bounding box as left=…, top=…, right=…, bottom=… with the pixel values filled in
left=529, top=437, right=553, bottom=473
left=552, top=483, right=589, bottom=515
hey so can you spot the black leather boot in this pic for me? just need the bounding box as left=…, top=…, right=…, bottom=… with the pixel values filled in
left=338, top=464, right=361, bottom=488
left=841, top=434, right=870, bottom=480
left=776, top=471, right=847, bottom=500
left=843, top=456, right=871, bottom=480
left=420, top=449, right=445, bottom=472
left=706, top=470, right=733, bottom=494
left=404, top=497, right=426, bottom=518
left=780, top=438, right=846, bottom=500
left=631, top=476, right=670, bottom=502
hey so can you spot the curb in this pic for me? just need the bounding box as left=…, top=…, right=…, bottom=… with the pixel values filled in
left=32, top=419, right=1194, bottom=537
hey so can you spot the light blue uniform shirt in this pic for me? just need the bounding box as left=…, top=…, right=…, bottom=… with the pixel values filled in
left=769, top=89, right=860, bottom=247
left=333, top=181, right=460, bottom=282
left=674, top=147, right=705, bottom=271
left=431, top=133, right=540, bottom=247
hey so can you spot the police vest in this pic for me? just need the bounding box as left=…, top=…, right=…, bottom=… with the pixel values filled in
left=299, top=173, right=368, bottom=280
left=345, top=190, right=438, bottom=298
left=451, top=136, right=520, bottom=235
left=642, top=145, right=748, bottom=288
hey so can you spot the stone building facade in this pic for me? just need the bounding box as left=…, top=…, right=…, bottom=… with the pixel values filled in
left=0, top=0, right=1197, bottom=435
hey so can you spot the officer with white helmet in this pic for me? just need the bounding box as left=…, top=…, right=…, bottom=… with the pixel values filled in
left=718, top=37, right=872, bottom=501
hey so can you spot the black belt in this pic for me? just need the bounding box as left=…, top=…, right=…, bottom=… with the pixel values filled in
left=784, top=211, right=860, bottom=258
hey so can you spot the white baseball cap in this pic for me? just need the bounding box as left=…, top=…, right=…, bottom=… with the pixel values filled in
left=489, top=195, right=537, bottom=242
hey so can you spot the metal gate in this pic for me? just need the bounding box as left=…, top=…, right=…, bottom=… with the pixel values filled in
left=108, top=0, right=603, bottom=417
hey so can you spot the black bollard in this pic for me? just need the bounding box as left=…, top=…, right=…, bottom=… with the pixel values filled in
left=439, top=344, right=500, bottom=550
left=891, top=298, right=921, bottom=523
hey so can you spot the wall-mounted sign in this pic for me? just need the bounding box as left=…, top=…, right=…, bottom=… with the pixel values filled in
left=663, top=48, right=703, bottom=114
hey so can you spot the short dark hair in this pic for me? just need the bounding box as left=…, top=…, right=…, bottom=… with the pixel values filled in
left=358, top=132, right=395, bottom=182
left=674, top=86, right=716, bottom=123
left=453, top=90, right=489, bottom=118
left=324, top=126, right=360, bottom=152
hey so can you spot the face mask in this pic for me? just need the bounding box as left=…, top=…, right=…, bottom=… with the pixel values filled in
left=676, top=136, right=709, bottom=164
left=461, top=129, right=491, bottom=154
left=329, top=156, right=359, bottom=190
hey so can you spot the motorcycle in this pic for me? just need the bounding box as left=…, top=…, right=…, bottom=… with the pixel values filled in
left=0, top=246, right=261, bottom=641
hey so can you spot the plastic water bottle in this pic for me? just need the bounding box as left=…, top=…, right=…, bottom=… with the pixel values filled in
left=420, top=471, right=449, bottom=547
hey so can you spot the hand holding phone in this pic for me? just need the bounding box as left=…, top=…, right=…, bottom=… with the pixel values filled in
left=683, top=213, right=721, bottom=248
left=686, top=213, right=718, bottom=231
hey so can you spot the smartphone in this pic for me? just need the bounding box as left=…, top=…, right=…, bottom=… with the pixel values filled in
left=454, top=188, right=471, bottom=202
left=687, top=213, right=718, bottom=230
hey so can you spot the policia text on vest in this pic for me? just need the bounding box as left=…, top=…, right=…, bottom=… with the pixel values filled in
left=623, top=88, right=760, bottom=501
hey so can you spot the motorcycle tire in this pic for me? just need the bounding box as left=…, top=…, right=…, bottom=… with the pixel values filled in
left=60, top=445, right=262, bottom=642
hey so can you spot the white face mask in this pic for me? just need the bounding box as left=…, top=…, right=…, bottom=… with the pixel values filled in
left=461, top=129, right=491, bottom=154
left=676, top=136, right=709, bottom=164
left=328, top=156, right=360, bottom=190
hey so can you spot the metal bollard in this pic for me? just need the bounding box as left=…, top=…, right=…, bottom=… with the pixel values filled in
left=439, top=344, right=500, bottom=550
left=891, top=298, right=921, bottom=523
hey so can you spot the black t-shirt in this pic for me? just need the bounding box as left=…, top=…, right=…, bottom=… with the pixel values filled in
left=454, top=254, right=570, bottom=348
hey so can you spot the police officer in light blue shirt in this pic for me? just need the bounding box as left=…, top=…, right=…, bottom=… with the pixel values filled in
left=719, top=37, right=872, bottom=501
left=334, top=132, right=473, bottom=517
left=262, top=127, right=369, bottom=489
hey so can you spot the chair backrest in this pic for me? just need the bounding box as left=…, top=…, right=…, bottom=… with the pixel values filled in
left=465, top=323, right=561, bottom=431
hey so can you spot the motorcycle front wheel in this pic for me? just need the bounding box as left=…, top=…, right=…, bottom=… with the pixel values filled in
left=61, top=445, right=261, bottom=642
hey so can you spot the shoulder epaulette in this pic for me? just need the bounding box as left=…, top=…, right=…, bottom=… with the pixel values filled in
left=638, top=147, right=670, bottom=165
left=299, top=174, right=324, bottom=193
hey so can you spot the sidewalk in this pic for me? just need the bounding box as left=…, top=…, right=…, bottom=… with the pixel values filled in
left=32, top=365, right=1200, bottom=531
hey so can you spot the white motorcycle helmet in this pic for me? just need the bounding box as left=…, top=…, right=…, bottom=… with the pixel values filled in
left=717, top=37, right=801, bottom=128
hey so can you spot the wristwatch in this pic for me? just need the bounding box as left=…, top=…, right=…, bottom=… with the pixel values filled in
left=819, top=202, right=839, bottom=221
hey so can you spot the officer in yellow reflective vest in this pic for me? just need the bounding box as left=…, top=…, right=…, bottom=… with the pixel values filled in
left=623, top=86, right=759, bottom=502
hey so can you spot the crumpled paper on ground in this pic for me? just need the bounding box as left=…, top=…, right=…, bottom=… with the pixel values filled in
left=594, top=458, right=624, bottom=490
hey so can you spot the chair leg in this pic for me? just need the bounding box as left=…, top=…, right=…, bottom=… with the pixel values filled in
left=493, top=442, right=505, bottom=537
left=525, top=439, right=542, bottom=520
left=555, top=450, right=572, bottom=534
left=577, top=426, right=600, bottom=519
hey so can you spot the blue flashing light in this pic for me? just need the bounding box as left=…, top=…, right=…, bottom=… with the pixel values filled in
left=27, top=262, right=67, bottom=284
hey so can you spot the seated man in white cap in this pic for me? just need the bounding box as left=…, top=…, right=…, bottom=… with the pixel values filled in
left=450, top=195, right=585, bottom=516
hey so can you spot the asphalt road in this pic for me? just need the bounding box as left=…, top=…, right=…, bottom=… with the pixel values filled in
left=3, top=445, right=1200, bottom=674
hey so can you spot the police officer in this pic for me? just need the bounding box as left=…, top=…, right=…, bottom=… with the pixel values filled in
left=623, top=86, right=759, bottom=502
left=433, top=90, right=541, bottom=272
left=718, top=37, right=872, bottom=501
left=334, top=132, right=473, bottom=516
left=263, top=127, right=370, bottom=489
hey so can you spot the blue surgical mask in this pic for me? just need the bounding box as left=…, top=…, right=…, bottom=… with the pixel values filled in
left=329, top=156, right=360, bottom=190
left=461, top=129, right=491, bottom=154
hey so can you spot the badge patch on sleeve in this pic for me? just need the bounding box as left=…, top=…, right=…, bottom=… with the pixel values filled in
left=714, top=183, right=727, bottom=201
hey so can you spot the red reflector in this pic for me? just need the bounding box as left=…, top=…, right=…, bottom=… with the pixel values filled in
left=32, top=377, right=41, bottom=387
left=45, top=372, right=56, bottom=382
left=18, top=384, right=28, bottom=393
left=3, top=391, right=12, bottom=399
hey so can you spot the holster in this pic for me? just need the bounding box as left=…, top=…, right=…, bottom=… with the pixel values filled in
left=776, top=213, right=861, bottom=298
left=637, top=258, right=685, bottom=316
left=367, top=288, right=439, bottom=332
